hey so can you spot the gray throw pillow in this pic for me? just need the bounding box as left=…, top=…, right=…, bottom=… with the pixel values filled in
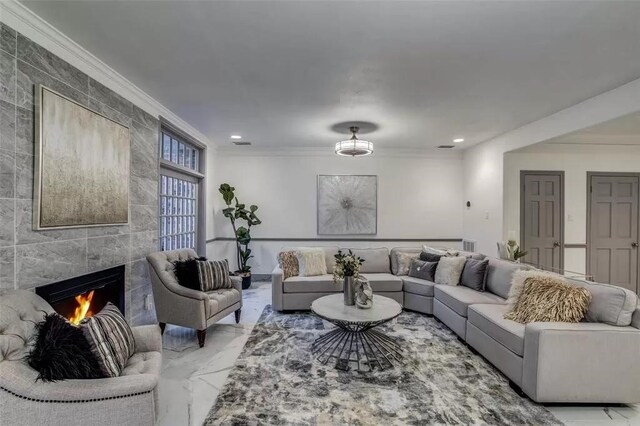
left=408, top=259, right=438, bottom=282
left=460, top=258, right=489, bottom=291
left=419, top=251, right=442, bottom=263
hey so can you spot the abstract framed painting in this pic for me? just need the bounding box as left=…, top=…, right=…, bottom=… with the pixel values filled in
left=34, top=85, right=130, bottom=229
left=317, top=175, right=377, bottom=235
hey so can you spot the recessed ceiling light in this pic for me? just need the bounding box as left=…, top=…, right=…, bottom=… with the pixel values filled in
left=453, top=138, right=464, bottom=143
left=231, top=135, right=242, bottom=140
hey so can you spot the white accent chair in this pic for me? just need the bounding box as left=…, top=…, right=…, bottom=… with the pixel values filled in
left=146, top=248, right=242, bottom=347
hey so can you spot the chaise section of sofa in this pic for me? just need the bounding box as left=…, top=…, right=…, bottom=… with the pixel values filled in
left=463, top=273, right=640, bottom=404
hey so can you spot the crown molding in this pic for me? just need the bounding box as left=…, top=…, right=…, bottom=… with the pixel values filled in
left=215, top=145, right=462, bottom=158
left=0, top=0, right=213, bottom=147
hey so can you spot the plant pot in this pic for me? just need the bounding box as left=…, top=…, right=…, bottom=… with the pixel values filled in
left=241, top=274, right=251, bottom=290
left=343, top=276, right=355, bottom=306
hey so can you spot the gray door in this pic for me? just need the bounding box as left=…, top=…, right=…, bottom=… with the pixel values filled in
left=588, top=174, right=639, bottom=293
left=521, top=172, right=564, bottom=272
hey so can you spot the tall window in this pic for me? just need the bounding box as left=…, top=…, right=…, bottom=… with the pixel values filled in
left=159, top=126, right=205, bottom=253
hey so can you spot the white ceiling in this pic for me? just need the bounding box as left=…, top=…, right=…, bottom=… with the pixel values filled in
left=21, top=1, right=640, bottom=149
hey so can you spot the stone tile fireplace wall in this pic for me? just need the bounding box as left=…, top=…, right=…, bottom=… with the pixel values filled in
left=0, top=22, right=159, bottom=325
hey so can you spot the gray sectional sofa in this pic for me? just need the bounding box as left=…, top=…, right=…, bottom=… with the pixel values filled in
left=271, top=246, right=640, bottom=404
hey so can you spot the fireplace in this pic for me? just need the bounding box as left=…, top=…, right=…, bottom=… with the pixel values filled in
left=35, top=265, right=125, bottom=323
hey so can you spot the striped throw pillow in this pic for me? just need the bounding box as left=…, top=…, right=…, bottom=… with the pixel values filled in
left=81, top=303, right=135, bottom=378
left=197, top=259, right=233, bottom=291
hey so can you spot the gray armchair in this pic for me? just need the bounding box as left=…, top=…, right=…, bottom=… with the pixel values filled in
left=146, top=249, right=242, bottom=347
left=0, top=290, right=162, bottom=426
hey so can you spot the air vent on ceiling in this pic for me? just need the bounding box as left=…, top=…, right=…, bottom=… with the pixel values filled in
left=437, top=145, right=455, bottom=149
left=232, top=141, right=252, bottom=146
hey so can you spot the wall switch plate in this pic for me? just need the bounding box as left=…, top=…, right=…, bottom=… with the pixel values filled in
left=144, top=294, right=153, bottom=311
left=484, top=212, right=490, bottom=220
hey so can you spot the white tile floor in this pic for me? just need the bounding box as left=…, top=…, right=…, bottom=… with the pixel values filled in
left=156, top=281, right=640, bottom=426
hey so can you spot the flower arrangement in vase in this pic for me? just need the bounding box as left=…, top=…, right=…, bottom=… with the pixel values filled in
left=333, top=249, right=365, bottom=306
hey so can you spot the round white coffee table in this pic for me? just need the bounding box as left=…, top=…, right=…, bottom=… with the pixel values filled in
left=310, top=294, right=403, bottom=372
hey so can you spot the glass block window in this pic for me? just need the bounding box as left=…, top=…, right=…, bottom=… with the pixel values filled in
left=160, top=175, right=197, bottom=250
left=161, top=130, right=200, bottom=172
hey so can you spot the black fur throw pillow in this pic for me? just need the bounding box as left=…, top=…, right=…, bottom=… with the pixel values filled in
left=27, top=313, right=104, bottom=382
left=174, top=256, right=207, bottom=290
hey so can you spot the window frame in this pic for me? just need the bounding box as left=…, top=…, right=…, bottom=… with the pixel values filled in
left=158, top=118, right=207, bottom=255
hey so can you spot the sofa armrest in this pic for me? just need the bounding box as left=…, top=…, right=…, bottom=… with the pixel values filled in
left=132, top=325, right=162, bottom=353
left=0, top=361, right=158, bottom=402
left=272, top=266, right=284, bottom=311
left=522, top=322, right=640, bottom=403
left=230, top=276, right=243, bottom=293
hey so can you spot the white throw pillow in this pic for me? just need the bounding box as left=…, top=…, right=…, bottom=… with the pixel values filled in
left=434, top=256, right=467, bottom=286
left=296, top=248, right=327, bottom=277
left=422, top=245, right=459, bottom=257
left=394, top=251, right=418, bottom=276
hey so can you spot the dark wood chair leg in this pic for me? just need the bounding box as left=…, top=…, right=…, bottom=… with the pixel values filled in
left=197, top=329, right=206, bottom=348
left=234, top=309, right=242, bottom=324
left=159, top=322, right=166, bottom=335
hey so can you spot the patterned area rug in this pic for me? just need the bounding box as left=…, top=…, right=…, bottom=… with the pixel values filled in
left=205, top=306, right=561, bottom=425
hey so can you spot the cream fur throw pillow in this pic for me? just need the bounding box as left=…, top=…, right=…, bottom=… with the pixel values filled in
left=296, top=248, right=327, bottom=277
left=434, top=256, right=466, bottom=286
left=506, top=270, right=565, bottom=310
left=504, top=277, right=592, bottom=324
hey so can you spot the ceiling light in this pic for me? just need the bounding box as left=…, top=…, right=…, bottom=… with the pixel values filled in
left=230, top=135, right=242, bottom=140
left=453, top=138, right=464, bottom=143
left=335, top=126, right=373, bottom=157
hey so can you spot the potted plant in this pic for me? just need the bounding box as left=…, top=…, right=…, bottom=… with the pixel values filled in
left=507, top=239, right=528, bottom=263
left=218, top=183, right=261, bottom=289
left=333, top=249, right=365, bottom=306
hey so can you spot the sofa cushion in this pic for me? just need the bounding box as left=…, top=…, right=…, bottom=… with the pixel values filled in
left=567, top=278, right=639, bottom=326
left=346, top=248, right=391, bottom=273
left=283, top=273, right=402, bottom=293
left=402, top=276, right=436, bottom=297
left=485, top=258, right=531, bottom=299
left=390, top=247, right=422, bottom=275
left=207, top=288, right=241, bottom=315
left=360, top=273, right=404, bottom=292
left=434, top=285, right=505, bottom=317
left=468, top=304, right=525, bottom=356
left=283, top=275, right=340, bottom=293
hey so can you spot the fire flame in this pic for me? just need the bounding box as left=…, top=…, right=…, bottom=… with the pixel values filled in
left=69, top=290, right=95, bottom=325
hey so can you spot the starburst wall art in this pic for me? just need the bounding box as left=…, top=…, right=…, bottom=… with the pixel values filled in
left=317, top=175, right=377, bottom=235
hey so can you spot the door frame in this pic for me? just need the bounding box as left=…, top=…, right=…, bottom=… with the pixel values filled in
left=586, top=171, right=640, bottom=284
left=520, top=170, right=565, bottom=272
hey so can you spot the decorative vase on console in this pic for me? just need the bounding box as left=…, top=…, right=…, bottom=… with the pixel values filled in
left=333, top=249, right=365, bottom=306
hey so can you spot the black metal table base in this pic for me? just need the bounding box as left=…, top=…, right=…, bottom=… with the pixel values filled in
left=311, top=319, right=403, bottom=372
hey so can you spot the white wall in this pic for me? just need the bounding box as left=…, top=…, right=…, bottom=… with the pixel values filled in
left=207, top=149, right=464, bottom=274
left=463, top=77, right=640, bottom=257
left=503, top=143, right=640, bottom=275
